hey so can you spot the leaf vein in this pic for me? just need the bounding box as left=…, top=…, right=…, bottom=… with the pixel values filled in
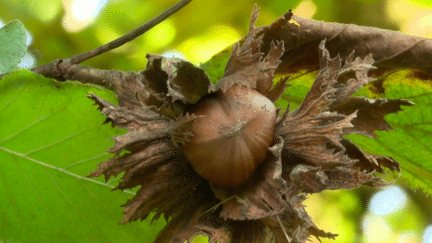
left=13, top=156, right=62, bottom=229
left=0, top=95, right=82, bottom=142
left=0, top=159, right=31, bottom=240
left=0, top=146, right=134, bottom=195
left=374, top=139, right=432, bottom=191
left=25, top=123, right=100, bottom=155
left=44, top=169, right=94, bottom=229
left=0, top=81, right=26, bottom=115
left=63, top=153, right=110, bottom=169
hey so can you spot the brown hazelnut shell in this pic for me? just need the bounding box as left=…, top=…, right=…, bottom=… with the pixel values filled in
left=181, top=85, right=277, bottom=187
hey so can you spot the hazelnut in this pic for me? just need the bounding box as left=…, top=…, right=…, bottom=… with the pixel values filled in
left=181, top=85, right=277, bottom=187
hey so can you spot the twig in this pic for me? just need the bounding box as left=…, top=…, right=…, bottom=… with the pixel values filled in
left=69, top=0, right=193, bottom=64
left=0, top=0, right=193, bottom=83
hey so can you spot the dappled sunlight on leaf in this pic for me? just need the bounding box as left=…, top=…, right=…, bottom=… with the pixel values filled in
left=178, top=25, right=242, bottom=64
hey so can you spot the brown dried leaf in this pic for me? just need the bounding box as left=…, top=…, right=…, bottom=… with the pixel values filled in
left=153, top=201, right=230, bottom=243
left=277, top=41, right=410, bottom=171
left=212, top=137, right=289, bottom=221
left=279, top=109, right=358, bottom=169
left=265, top=76, right=291, bottom=103
left=136, top=91, right=184, bottom=119
left=170, top=112, right=204, bottom=146
left=230, top=220, right=268, bottom=242
left=290, top=42, right=341, bottom=118
left=140, top=55, right=169, bottom=94
left=104, top=71, right=149, bottom=108
left=330, top=97, right=414, bottom=137
left=316, top=42, right=415, bottom=137
left=342, top=139, right=400, bottom=173
left=119, top=151, right=205, bottom=223
left=222, top=5, right=262, bottom=78
left=262, top=211, right=337, bottom=243
left=142, top=54, right=213, bottom=104
left=210, top=137, right=335, bottom=242
left=256, top=10, right=432, bottom=77
left=87, top=142, right=170, bottom=182
left=88, top=93, right=173, bottom=154
left=88, top=92, right=167, bottom=130
left=289, top=164, right=382, bottom=193
left=215, top=5, right=285, bottom=94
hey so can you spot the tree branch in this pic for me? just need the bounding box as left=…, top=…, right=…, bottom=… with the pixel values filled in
left=0, top=0, right=193, bottom=83
left=68, top=0, right=193, bottom=64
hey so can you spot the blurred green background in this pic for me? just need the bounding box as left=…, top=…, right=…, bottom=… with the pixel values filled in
left=1, top=0, right=432, bottom=242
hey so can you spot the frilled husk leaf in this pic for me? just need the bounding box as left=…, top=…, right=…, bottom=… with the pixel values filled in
left=276, top=40, right=404, bottom=194
left=210, top=137, right=337, bottom=242
left=87, top=5, right=412, bottom=243
left=141, top=54, right=213, bottom=105
left=252, top=9, right=414, bottom=137
left=215, top=6, right=288, bottom=96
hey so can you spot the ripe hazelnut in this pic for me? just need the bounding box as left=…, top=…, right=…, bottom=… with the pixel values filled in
left=181, top=85, right=277, bottom=187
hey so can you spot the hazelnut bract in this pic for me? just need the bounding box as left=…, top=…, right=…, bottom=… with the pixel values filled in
left=181, top=85, right=277, bottom=187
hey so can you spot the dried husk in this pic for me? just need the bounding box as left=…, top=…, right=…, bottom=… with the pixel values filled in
left=88, top=5, right=412, bottom=243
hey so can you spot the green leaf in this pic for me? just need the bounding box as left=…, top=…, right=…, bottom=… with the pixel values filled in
left=274, top=70, right=316, bottom=111
left=0, top=70, right=165, bottom=242
left=346, top=70, right=432, bottom=194
left=0, top=21, right=27, bottom=74
left=200, top=46, right=232, bottom=84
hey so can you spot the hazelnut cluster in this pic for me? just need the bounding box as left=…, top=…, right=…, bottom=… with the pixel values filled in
left=88, top=6, right=410, bottom=243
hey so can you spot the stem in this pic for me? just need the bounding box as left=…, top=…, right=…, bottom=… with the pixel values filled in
left=0, top=0, right=193, bottom=84
left=68, top=0, right=193, bottom=64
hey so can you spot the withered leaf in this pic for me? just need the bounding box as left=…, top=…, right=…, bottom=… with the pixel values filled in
left=265, top=76, right=291, bottom=103
left=212, top=137, right=289, bottom=221
left=289, top=164, right=383, bottom=193
left=142, top=54, right=213, bottom=104
left=154, top=201, right=230, bottom=243
left=342, top=139, right=400, bottom=173
left=216, top=6, right=286, bottom=95
left=331, top=96, right=414, bottom=137
left=254, top=10, right=432, bottom=77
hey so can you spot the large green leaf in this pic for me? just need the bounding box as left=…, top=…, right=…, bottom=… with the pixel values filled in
left=0, top=21, right=27, bottom=74
left=0, top=70, right=165, bottom=242
left=347, top=70, right=432, bottom=194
